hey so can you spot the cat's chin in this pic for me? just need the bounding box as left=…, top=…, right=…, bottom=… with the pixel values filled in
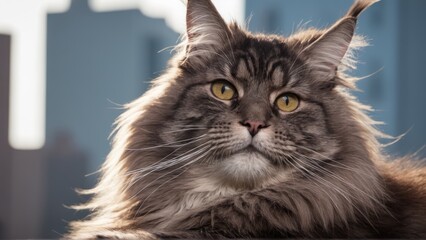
left=217, top=149, right=275, bottom=189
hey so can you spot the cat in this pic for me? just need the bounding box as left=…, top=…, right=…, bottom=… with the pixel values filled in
left=67, top=0, right=426, bottom=238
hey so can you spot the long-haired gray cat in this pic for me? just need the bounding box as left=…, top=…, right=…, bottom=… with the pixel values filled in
left=68, top=0, right=426, bottom=238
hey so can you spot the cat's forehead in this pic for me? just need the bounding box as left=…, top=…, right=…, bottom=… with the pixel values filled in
left=224, top=35, right=302, bottom=88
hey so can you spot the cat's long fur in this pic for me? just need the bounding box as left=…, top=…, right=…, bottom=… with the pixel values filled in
left=68, top=0, right=426, bottom=238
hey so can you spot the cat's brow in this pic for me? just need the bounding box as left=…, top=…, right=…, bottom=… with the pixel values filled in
left=231, top=51, right=256, bottom=80
left=265, top=57, right=288, bottom=87
left=234, top=58, right=251, bottom=79
left=231, top=51, right=289, bottom=89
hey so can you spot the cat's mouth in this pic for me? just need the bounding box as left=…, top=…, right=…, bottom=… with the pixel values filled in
left=244, top=145, right=257, bottom=152
left=240, top=144, right=269, bottom=160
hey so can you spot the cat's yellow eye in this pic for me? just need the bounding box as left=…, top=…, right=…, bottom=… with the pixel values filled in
left=276, top=93, right=299, bottom=112
left=211, top=80, right=237, bottom=101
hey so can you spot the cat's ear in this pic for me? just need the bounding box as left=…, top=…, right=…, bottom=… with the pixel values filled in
left=304, top=0, right=378, bottom=80
left=184, top=0, right=232, bottom=61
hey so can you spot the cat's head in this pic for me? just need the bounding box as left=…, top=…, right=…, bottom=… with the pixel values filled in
left=117, top=0, right=381, bottom=191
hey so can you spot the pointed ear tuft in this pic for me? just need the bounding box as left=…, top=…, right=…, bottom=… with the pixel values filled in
left=304, top=0, right=378, bottom=80
left=184, top=0, right=232, bottom=61
left=347, top=0, right=379, bottom=18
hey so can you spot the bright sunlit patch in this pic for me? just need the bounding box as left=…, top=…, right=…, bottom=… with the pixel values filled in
left=0, top=0, right=70, bottom=150
left=89, top=0, right=246, bottom=33
left=88, top=0, right=140, bottom=12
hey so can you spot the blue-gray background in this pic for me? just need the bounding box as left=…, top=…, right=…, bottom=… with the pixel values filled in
left=0, top=0, right=425, bottom=238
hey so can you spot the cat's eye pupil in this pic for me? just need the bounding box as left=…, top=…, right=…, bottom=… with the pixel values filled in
left=221, top=85, right=227, bottom=94
left=276, top=93, right=299, bottom=112
left=211, top=80, right=236, bottom=101
left=285, top=96, right=289, bottom=106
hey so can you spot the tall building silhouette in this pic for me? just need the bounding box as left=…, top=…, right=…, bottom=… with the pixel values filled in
left=47, top=0, right=179, bottom=172
left=0, top=34, right=12, bottom=239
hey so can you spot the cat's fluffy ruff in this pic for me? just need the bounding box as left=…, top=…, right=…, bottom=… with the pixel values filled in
left=68, top=0, right=426, bottom=238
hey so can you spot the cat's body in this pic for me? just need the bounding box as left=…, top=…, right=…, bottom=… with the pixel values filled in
left=68, top=0, right=426, bottom=238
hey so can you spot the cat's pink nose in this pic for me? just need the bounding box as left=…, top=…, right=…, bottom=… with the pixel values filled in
left=240, top=120, right=268, bottom=137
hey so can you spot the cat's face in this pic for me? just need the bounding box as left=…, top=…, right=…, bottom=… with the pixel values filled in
left=161, top=34, right=341, bottom=188
left=130, top=0, right=366, bottom=190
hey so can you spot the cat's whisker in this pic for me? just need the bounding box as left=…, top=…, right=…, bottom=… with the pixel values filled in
left=171, top=125, right=208, bottom=128
left=127, top=141, right=211, bottom=178
left=163, top=128, right=208, bottom=133
left=124, top=142, right=211, bottom=191
left=140, top=143, right=210, bottom=173
left=125, top=134, right=207, bottom=152
left=144, top=147, right=210, bottom=196
left=296, top=145, right=376, bottom=175
left=285, top=154, right=347, bottom=222
left=293, top=152, right=373, bottom=178
left=293, top=151, right=374, bottom=192
left=211, top=136, right=245, bottom=149
left=283, top=153, right=350, bottom=228
left=127, top=145, right=211, bottom=202
left=133, top=147, right=212, bottom=218
left=289, top=155, right=354, bottom=201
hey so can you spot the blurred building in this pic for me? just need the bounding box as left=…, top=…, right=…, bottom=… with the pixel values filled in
left=46, top=0, right=179, bottom=173
left=246, top=0, right=426, bottom=157
left=0, top=34, right=12, bottom=239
